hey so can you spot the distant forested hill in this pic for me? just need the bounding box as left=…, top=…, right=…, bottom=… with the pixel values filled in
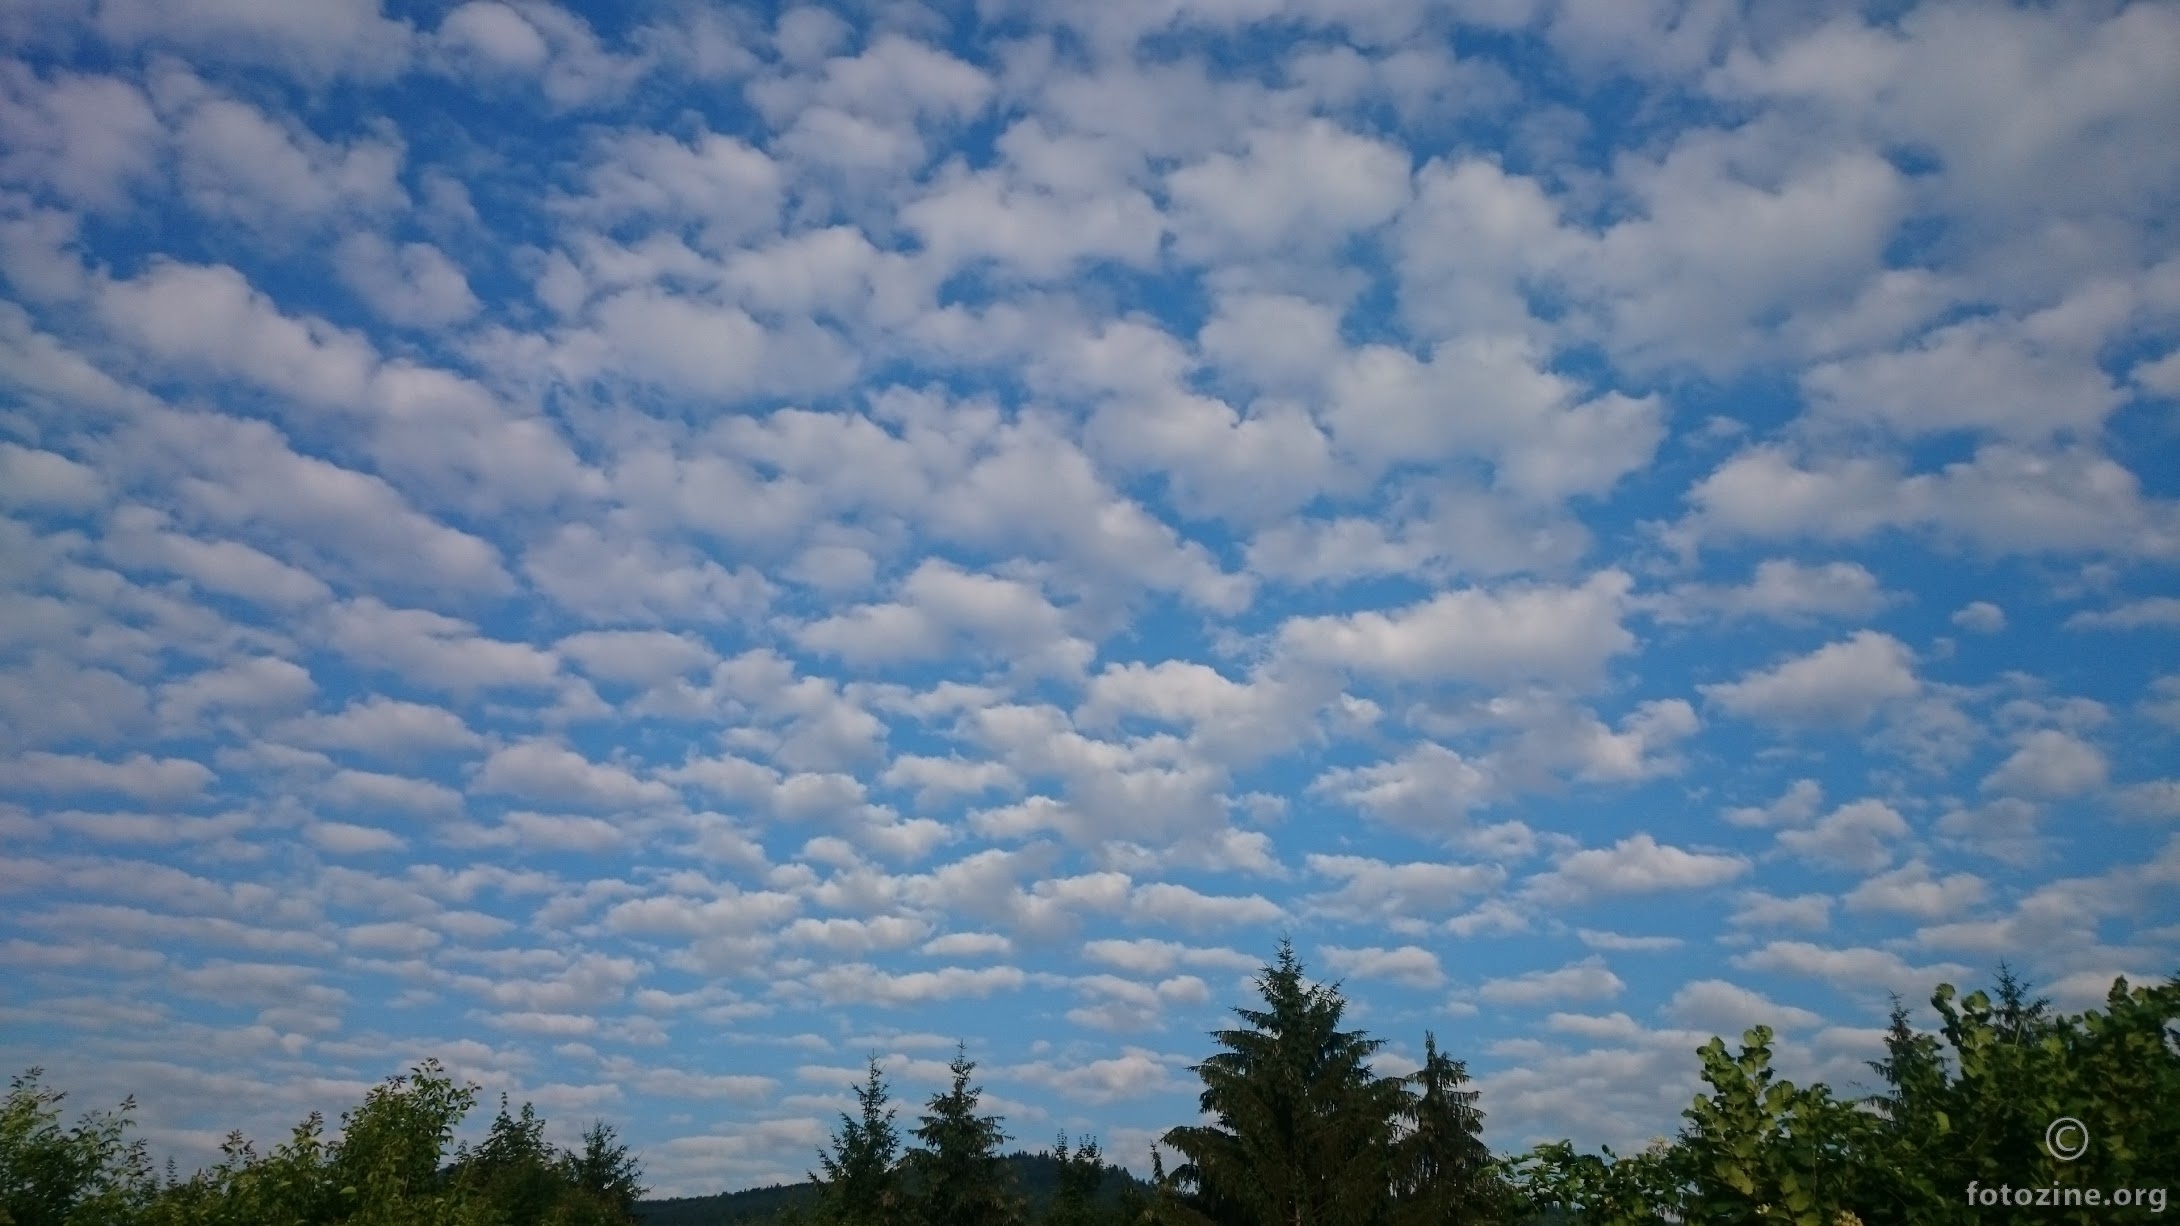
left=634, top=1150, right=1149, bottom=1225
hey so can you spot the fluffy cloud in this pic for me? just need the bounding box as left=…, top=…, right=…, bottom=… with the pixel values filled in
left=1701, top=632, right=1919, bottom=728
left=1777, top=800, right=1911, bottom=873
left=1731, top=941, right=1973, bottom=1000
left=1278, top=571, right=1636, bottom=687
left=472, top=741, right=677, bottom=810
left=1477, top=956, right=1626, bottom=1007
left=1980, top=730, right=2109, bottom=800
left=1527, top=835, right=1749, bottom=904
left=1319, top=944, right=1444, bottom=988
left=1664, top=979, right=1821, bottom=1034
left=2, top=751, right=215, bottom=803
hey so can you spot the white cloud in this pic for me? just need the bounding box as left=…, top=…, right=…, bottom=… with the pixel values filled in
left=1127, top=883, right=1283, bottom=932
left=0, top=66, right=163, bottom=210
left=1074, top=660, right=1325, bottom=766
left=1723, top=778, right=1824, bottom=829
left=97, top=0, right=414, bottom=79
left=320, top=599, right=557, bottom=693
left=1319, top=944, right=1443, bottom=988
left=1934, top=797, right=2046, bottom=866
left=1325, top=336, right=1663, bottom=501
left=1980, top=729, right=2108, bottom=799
left=271, top=696, right=485, bottom=761
left=1078, top=938, right=1257, bottom=978
left=2064, top=597, right=2180, bottom=631
left=2, top=751, right=215, bottom=802
left=1302, top=854, right=1504, bottom=922
left=1664, top=979, right=1821, bottom=1034
left=1803, top=303, right=2125, bottom=441
left=1843, top=860, right=1989, bottom=920
left=111, top=409, right=516, bottom=597
left=1167, top=119, right=1410, bottom=257
left=1701, top=631, right=1919, bottom=728
left=1528, top=834, right=1749, bottom=903
left=320, top=768, right=463, bottom=818
left=567, top=125, right=779, bottom=247
left=802, top=963, right=1026, bottom=1008
left=473, top=741, right=677, bottom=810
left=1197, top=291, right=1343, bottom=395
left=797, top=560, right=1093, bottom=678
left=2147, top=676, right=2180, bottom=730
left=432, top=2, right=649, bottom=108
left=100, top=260, right=376, bottom=409
left=2114, top=780, right=2180, bottom=821
left=523, top=524, right=774, bottom=626
left=1311, top=742, right=1497, bottom=831
left=1477, top=956, right=1625, bottom=1006
left=1575, top=929, right=1683, bottom=953
left=903, top=161, right=1163, bottom=283
left=1731, top=941, right=1972, bottom=999
left=555, top=630, right=716, bottom=688
left=1777, top=800, right=1911, bottom=873
left=333, top=233, right=480, bottom=327
left=436, top=2, right=551, bottom=74
left=168, top=90, right=406, bottom=227
left=156, top=656, right=316, bottom=728
left=101, top=507, right=331, bottom=610
left=1952, top=601, right=2006, bottom=633
left=1010, top=1048, right=1180, bottom=1106
left=920, top=932, right=1013, bottom=959
left=1278, top=570, right=1635, bottom=686
left=1656, top=560, right=1890, bottom=624
left=308, top=820, right=408, bottom=855
left=1685, top=444, right=2180, bottom=560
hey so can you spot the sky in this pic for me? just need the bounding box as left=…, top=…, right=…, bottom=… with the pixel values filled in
left=2, top=0, right=2179, bottom=1201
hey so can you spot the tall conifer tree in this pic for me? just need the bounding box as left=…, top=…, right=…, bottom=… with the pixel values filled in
left=904, top=1045, right=1023, bottom=1226
left=808, top=1057, right=902, bottom=1226
left=1161, top=939, right=1413, bottom=1225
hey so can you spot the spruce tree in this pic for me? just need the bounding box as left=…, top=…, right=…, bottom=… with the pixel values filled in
left=903, top=1044, right=1023, bottom=1226
left=810, top=1057, right=903, bottom=1226
left=1046, top=1133, right=1106, bottom=1226
left=562, top=1120, right=644, bottom=1221
left=1161, top=938, right=1414, bottom=1225
left=1390, top=1032, right=1501, bottom=1224
left=455, top=1096, right=561, bottom=1224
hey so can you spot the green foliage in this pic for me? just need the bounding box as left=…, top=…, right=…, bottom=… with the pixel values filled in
left=1510, top=968, right=2180, bottom=1226
left=901, top=1046, right=1025, bottom=1226
left=1045, top=1133, right=1106, bottom=1226
left=0, top=1068, right=157, bottom=1226
left=5, top=1061, right=644, bottom=1226
left=445, top=1097, right=637, bottom=1225
left=28, top=958, right=2167, bottom=1226
left=805, top=1058, right=903, bottom=1226
left=1160, top=938, right=1472, bottom=1226
left=562, top=1121, right=645, bottom=1222
left=1391, top=1033, right=1507, bottom=1225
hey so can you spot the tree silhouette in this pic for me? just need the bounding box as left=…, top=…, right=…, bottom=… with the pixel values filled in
left=903, top=1045, right=1024, bottom=1226
left=1161, top=938, right=1414, bottom=1225
left=807, top=1057, right=903, bottom=1226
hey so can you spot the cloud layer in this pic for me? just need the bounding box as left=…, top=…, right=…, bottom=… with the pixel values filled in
left=3, top=0, right=2177, bottom=1197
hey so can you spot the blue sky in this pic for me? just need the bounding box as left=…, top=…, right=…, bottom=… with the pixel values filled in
left=3, top=0, right=2179, bottom=1199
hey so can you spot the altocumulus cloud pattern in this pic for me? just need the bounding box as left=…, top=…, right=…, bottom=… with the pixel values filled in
left=2, top=0, right=2178, bottom=1198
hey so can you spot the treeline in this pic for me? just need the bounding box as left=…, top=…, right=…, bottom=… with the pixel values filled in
left=6, top=942, right=2177, bottom=1225
left=0, top=1061, right=642, bottom=1225
left=768, top=941, right=1505, bottom=1226
left=1508, top=965, right=2180, bottom=1225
